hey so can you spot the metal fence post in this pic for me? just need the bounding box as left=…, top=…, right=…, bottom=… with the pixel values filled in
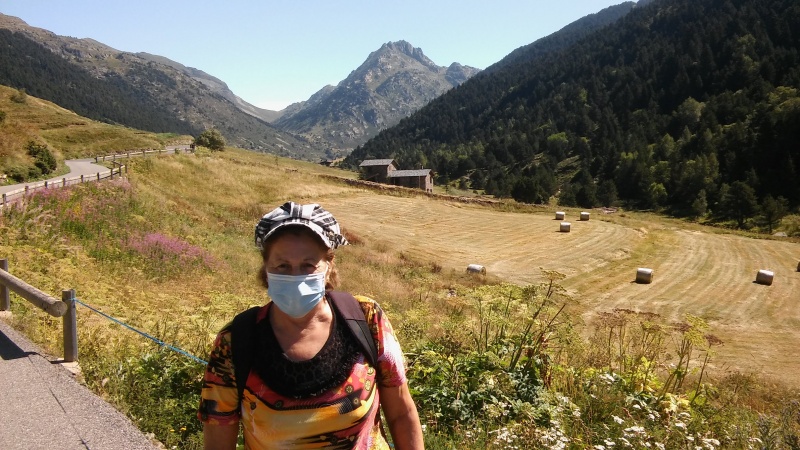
left=1, top=259, right=9, bottom=311
left=62, top=289, right=77, bottom=362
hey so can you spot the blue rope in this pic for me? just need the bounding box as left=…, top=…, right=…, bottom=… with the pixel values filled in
left=74, top=299, right=208, bottom=365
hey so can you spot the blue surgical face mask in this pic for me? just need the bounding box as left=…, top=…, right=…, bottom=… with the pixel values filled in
left=267, top=270, right=327, bottom=318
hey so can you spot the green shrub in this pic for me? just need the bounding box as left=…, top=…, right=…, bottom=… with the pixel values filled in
left=10, top=88, right=27, bottom=104
left=26, top=141, right=57, bottom=175
left=82, top=345, right=205, bottom=449
left=193, top=129, right=225, bottom=151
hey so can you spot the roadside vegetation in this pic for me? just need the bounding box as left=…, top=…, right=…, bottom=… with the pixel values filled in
left=0, top=84, right=187, bottom=184
left=2, top=147, right=799, bottom=449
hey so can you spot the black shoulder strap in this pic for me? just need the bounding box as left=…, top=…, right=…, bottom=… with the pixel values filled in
left=227, top=294, right=379, bottom=404
left=328, top=291, right=379, bottom=368
left=227, top=305, right=261, bottom=408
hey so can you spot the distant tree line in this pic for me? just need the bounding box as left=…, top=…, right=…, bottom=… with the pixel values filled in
left=0, top=29, right=198, bottom=136
left=345, top=0, right=800, bottom=229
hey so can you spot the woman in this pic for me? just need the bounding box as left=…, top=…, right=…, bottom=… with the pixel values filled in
left=198, top=201, right=424, bottom=449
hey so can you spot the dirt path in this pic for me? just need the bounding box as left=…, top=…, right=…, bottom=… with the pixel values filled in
left=320, top=192, right=800, bottom=385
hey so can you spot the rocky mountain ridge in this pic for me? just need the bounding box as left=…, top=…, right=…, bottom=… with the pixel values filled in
left=0, top=14, right=316, bottom=159
left=0, top=15, right=480, bottom=159
left=273, top=40, right=480, bottom=154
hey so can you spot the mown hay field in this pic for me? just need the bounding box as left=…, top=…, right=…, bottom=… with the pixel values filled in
left=313, top=193, right=800, bottom=386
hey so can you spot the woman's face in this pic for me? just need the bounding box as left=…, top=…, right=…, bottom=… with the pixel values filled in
left=264, top=231, right=328, bottom=276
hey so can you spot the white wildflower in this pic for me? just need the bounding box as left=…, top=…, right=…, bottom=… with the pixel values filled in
left=624, top=426, right=645, bottom=435
left=613, top=415, right=624, bottom=424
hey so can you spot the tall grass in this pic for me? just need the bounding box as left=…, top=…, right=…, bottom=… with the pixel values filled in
left=2, top=149, right=799, bottom=449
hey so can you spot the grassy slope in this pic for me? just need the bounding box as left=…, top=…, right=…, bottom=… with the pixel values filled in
left=2, top=87, right=800, bottom=385
left=0, top=84, right=189, bottom=176
left=2, top=141, right=799, bottom=387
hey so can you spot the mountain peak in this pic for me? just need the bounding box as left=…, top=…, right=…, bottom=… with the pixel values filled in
left=371, top=40, right=438, bottom=71
left=274, top=40, right=480, bottom=152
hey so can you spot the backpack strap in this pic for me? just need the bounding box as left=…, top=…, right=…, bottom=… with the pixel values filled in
left=328, top=291, right=379, bottom=368
left=226, top=305, right=261, bottom=410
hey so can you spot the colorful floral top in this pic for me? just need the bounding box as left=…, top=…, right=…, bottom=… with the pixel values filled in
left=198, top=295, right=407, bottom=449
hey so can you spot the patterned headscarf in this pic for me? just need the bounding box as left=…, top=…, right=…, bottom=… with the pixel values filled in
left=254, top=201, right=349, bottom=250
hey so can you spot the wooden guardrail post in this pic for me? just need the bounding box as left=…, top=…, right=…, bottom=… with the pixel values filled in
left=0, top=261, right=66, bottom=317
left=62, top=289, right=77, bottom=362
left=2, top=193, right=6, bottom=207
left=0, top=259, right=9, bottom=311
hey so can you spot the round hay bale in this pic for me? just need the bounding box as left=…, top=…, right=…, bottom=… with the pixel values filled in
left=560, top=222, right=571, bottom=232
left=636, top=268, right=654, bottom=284
left=756, top=269, right=774, bottom=286
left=466, top=264, right=486, bottom=275
left=580, top=211, right=590, bottom=221
left=555, top=211, right=565, bottom=220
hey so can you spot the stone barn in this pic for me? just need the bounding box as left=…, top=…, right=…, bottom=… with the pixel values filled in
left=388, top=169, right=433, bottom=192
left=359, top=159, right=397, bottom=183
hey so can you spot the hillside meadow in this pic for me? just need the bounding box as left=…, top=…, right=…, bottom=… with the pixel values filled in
left=0, top=84, right=186, bottom=178
left=1, top=88, right=800, bottom=447
left=2, top=145, right=800, bottom=448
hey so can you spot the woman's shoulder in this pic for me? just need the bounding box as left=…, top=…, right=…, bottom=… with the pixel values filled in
left=351, top=294, right=384, bottom=316
left=352, top=294, right=378, bottom=307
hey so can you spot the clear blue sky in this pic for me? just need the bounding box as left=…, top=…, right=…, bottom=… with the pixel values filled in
left=2, top=0, right=629, bottom=110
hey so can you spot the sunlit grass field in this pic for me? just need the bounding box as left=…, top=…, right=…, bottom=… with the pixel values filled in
left=3, top=89, right=800, bottom=448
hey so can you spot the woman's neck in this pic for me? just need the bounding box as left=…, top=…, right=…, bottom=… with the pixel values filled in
left=269, top=299, right=333, bottom=361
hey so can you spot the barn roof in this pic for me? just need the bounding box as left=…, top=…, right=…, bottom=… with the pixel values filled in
left=388, top=169, right=431, bottom=177
left=359, top=159, right=396, bottom=167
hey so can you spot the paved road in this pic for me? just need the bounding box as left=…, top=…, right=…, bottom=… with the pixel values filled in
left=0, top=145, right=189, bottom=196
left=0, top=319, right=161, bottom=449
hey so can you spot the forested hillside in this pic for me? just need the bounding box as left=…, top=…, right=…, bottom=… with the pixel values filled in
left=0, top=29, right=197, bottom=135
left=346, top=0, right=800, bottom=223
left=0, top=17, right=322, bottom=160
